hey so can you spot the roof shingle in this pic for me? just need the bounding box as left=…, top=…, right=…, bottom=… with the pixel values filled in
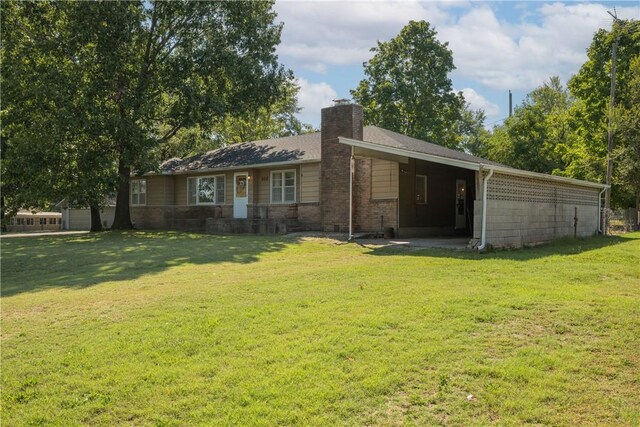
left=160, top=126, right=502, bottom=173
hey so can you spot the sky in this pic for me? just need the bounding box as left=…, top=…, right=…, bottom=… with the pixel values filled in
left=272, top=0, right=639, bottom=128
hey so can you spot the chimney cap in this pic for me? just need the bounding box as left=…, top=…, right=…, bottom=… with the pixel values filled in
left=332, top=98, right=351, bottom=106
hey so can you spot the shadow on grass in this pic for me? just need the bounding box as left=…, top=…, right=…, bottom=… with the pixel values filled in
left=1, top=231, right=298, bottom=297
left=363, top=233, right=639, bottom=262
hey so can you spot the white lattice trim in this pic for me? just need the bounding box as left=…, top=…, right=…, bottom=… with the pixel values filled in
left=487, top=173, right=598, bottom=206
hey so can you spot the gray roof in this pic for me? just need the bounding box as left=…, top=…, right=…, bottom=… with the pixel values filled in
left=160, top=125, right=501, bottom=173
left=362, top=126, right=503, bottom=167
left=162, top=132, right=321, bottom=173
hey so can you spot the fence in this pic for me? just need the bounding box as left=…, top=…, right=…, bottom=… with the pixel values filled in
left=608, top=208, right=639, bottom=233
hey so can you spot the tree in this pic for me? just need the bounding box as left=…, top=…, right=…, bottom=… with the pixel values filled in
left=2, top=1, right=288, bottom=230
left=484, top=77, right=572, bottom=174
left=350, top=21, right=465, bottom=148
left=1, top=1, right=117, bottom=231
left=615, top=55, right=640, bottom=210
left=157, top=78, right=314, bottom=160
left=568, top=18, right=640, bottom=208
left=458, top=107, right=490, bottom=158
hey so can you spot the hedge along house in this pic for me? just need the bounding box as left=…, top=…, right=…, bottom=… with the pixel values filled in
left=131, top=103, right=608, bottom=248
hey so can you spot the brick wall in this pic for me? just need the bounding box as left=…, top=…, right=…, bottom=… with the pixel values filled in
left=320, top=104, right=363, bottom=232
left=131, top=205, right=232, bottom=232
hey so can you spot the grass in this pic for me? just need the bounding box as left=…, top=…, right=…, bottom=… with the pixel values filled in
left=1, top=231, right=639, bottom=426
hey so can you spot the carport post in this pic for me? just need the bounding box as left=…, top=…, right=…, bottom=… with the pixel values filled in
left=348, top=147, right=354, bottom=241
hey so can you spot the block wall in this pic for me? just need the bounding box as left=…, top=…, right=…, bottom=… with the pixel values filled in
left=475, top=173, right=600, bottom=248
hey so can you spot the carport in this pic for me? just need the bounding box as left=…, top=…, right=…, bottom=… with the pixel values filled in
left=339, top=135, right=489, bottom=242
left=339, top=133, right=607, bottom=249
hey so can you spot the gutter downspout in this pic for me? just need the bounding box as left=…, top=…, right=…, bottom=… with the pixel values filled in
left=348, top=147, right=354, bottom=241
left=598, top=187, right=607, bottom=234
left=478, top=168, right=494, bottom=251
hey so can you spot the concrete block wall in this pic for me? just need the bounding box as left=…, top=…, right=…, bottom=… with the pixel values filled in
left=474, top=173, right=601, bottom=248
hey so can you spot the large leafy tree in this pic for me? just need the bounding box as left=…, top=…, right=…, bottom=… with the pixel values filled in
left=2, top=1, right=117, bottom=231
left=351, top=20, right=465, bottom=148
left=567, top=18, right=640, bottom=208
left=2, top=0, right=288, bottom=230
left=485, top=77, right=573, bottom=174
left=158, top=78, right=314, bottom=160
left=615, top=55, right=640, bottom=210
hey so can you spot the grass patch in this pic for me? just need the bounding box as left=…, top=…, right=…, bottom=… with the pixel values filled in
left=2, top=231, right=639, bottom=425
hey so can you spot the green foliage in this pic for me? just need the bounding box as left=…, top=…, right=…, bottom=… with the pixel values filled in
left=485, top=77, right=572, bottom=173
left=1, top=0, right=289, bottom=228
left=2, top=232, right=639, bottom=425
left=615, top=55, right=640, bottom=209
left=566, top=19, right=640, bottom=208
left=1, top=1, right=117, bottom=216
left=158, top=78, right=314, bottom=160
left=482, top=19, right=639, bottom=208
left=351, top=21, right=466, bottom=148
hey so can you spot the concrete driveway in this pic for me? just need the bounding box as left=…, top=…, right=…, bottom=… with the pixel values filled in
left=0, top=230, right=89, bottom=238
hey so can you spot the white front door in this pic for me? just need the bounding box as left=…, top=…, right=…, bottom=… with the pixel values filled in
left=233, top=172, right=249, bottom=218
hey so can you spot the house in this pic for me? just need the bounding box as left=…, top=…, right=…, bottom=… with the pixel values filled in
left=56, top=198, right=116, bottom=230
left=130, top=103, right=607, bottom=248
left=5, top=210, right=62, bottom=232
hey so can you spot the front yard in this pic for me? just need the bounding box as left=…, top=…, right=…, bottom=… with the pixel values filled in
left=2, top=231, right=639, bottom=425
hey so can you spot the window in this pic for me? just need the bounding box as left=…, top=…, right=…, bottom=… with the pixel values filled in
left=271, top=170, right=296, bottom=203
left=27, top=218, right=34, bottom=225
left=188, top=175, right=225, bottom=205
left=40, top=218, right=46, bottom=225
left=10, top=218, right=15, bottom=225
left=50, top=218, right=57, bottom=225
left=416, top=175, right=427, bottom=204
left=131, top=179, right=147, bottom=206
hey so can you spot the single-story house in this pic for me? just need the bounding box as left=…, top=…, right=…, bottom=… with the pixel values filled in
left=5, top=210, right=62, bottom=232
left=130, top=103, right=607, bottom=248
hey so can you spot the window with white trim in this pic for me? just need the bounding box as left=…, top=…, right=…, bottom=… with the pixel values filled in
left=188, top=175, right=225, bottom=205
left=271, top=170, right=296, bottom=203
left=416, top=175, right=427, bottom=204
left=131, top=179, right=147, bottom=206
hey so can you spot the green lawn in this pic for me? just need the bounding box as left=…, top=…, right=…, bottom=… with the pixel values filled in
left=2, top=231, right=639, bottom=426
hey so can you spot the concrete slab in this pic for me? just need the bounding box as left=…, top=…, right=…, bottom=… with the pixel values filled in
left=357, top=237, right=471, bottom=250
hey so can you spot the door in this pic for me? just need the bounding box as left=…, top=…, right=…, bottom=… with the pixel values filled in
left=233, top=172, right=249, bottom=218
left=455, top=179, right=466, bottom=229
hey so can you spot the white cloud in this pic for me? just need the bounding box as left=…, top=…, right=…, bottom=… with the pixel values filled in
left=275, top=1, right=450, bottom=67
left=276, top=0, right=639, bottom=94
left=296, top=78, right=338, bottom=126
left=442, top=3, right=639, bottom=90
left=459, top=87, right=500, bottom=118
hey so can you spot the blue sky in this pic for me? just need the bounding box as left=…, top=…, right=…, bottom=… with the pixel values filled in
left=273, top=1, right=639, bottom=128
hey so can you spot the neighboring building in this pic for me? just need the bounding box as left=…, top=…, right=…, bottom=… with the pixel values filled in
left=6, top=211, right=62, bottom=232
left=130, top=103, right=607, bottom=248
left=57, top=199, right=116, bottom=230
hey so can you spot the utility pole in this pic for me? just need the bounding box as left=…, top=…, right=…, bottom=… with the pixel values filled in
left=605, top=9, right=621, bottom=235
left=508, top=90, right=513, bottom=117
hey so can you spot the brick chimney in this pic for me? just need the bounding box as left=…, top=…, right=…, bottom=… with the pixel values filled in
left=320, top=102, right=364, bottom=232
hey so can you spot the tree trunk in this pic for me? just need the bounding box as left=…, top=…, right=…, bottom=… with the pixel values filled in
left=90, top=204, right=103, bottom=232
left=111, top=155, right=134, bottom=230
left=0, top=195, right=6, bottom=232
